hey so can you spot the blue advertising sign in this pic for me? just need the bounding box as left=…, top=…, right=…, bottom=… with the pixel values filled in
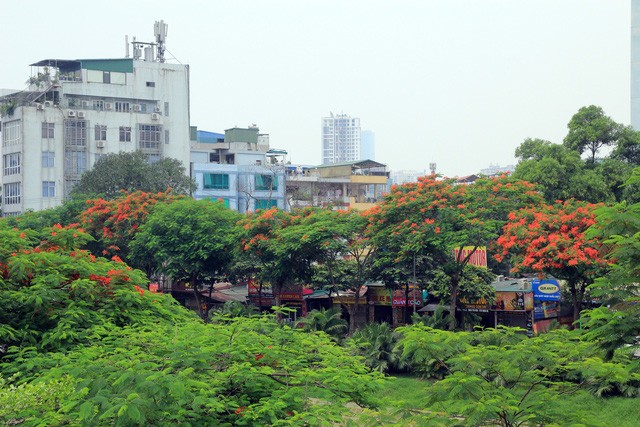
left=532, top=279, right=561, bottom=301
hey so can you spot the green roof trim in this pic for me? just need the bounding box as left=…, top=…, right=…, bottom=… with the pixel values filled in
left=79, top=59, right=134, bottom=73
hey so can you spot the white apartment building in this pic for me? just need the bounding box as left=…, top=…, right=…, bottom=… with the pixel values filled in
left=0, top=26, right=189, bottom=215
left=191, top=126, right=287, bottom=213
left=321, top=113, right=361, bottom=165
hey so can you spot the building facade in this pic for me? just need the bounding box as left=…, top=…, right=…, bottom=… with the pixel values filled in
left=286, top=159, right=389, bottom=211
left=321, top=113, right=361, bottom=164
left=191, top=126, right=287, bottom=213
left=1, top=55, right=190, bottom=216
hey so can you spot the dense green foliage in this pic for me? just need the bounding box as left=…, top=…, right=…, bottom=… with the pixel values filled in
left=513, top=106, right=640, bottom=204
left=0, top=220, right=386, bottom=426
left=3, top=121, right=640, bottom=425
left=71, top=151, right=196, bottom=199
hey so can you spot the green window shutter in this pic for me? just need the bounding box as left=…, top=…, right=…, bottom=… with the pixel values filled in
left=204, top=174, right=229, bottom=189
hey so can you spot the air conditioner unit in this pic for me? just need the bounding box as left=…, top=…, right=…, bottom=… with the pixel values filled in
left=77, top=111, right=86, bottom=119
left=133, top=104, right=141, bottom=112
left=44, top=101, right=53, bottom=107
left=35, top=103, right=44, bottom=110
left=104, top=102, right=113, bottom=110
left=151, top=113, right=160, bottom=120
left=67, top=110, right=76, bottom=117
left=96, top=141, right=105, bottom=148
left=154, top=107, right=162, bottom=113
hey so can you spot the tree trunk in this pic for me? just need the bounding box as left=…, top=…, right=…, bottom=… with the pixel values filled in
left=348, top=291, right=361, bottom=335
left=449, top=275, right=459, bottom=330
left=273, top=282, right=282, bottom=321
left=191, top=275, right=204, bottom=319
left=570, top=281, right=585, bottom=328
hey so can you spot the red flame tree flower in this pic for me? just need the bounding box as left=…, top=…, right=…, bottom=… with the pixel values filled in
left=496, top=199, right=609, bottom=322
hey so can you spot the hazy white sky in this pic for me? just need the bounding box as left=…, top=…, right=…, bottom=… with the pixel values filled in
left=0, top=0, right=630, bottom=177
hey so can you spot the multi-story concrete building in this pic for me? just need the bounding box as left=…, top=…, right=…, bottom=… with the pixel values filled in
left=389, top=169, right=427, bottom=186
left=286, top=159, right=389, bottom=211
left=0, top=22, right=190, bottom=216
left=321, top=113, right=361, bottom=164
left=191, top=126, right=287, bottom=213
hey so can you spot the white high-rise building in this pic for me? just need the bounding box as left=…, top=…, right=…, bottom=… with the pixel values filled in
left=321, top=113, right=361, bottom=164
left=0, top=22, right=190, bottom=216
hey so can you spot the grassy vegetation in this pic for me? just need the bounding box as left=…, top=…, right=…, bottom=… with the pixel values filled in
left=372, top=375, right=640, bottom=427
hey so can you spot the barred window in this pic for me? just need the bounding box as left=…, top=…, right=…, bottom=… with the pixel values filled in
left=95, top=125, right=107, bottom=141
left=42, top=151, right=55, bottom=168
left=115, top=101, right=130, bottom=112
left=119, top=126, right=131, bottom=142
left=138, top=124, right=161, bottom=149
left=42, top=181, right=55, bottom=197
left=65, top=151, right=87, bottom=175
left=3, top=182, right=21, bottom=205
left=3, top=153, right=21, bottom=175
left=42, top=122, right=55, bottom=139
left=2, top=120, right=21, bottom=147
left=64, top=120, right=87, bottom=147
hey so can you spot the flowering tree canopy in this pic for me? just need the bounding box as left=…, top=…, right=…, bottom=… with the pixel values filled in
left=496, top=199, right=609, bottom=320
left=80, top=191, right=182, bottom=268
left=370, top=175, right=544, bottom=328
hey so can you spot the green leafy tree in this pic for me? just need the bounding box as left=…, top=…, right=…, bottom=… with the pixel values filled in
left=582, top=168, right=640, bottom=358
left=496, top=199, right=609, bottom=321
left=564, top=105, right=622, bottom=163
left=370, top=176, right=543, bottom=329
left=71, top=151, right=196, bottom=199
left=2, top=313, right=386, bottom=426
left=612, top=125, right=640, bottom=165
left=396, top=326, right=638, bottom=426
left=349, top=322, right=404, bottom=374
left=1, top=218, right=386, bottom=426
left=130, top=199, right=240, bottom=316
left=513, top=138, right=614, bottom=203
left=295, top=307, right=348, bottom=342
left=80, top=190, right=182, bottom=268
left=239, top=207, right=376, bottom=330
left=238, top=207, right=310, bottom=309
left=286, top=208, right=378, bottom=333
left=0, top=222, right=191, bottom=356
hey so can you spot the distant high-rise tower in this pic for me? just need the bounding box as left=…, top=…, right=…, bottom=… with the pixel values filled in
left=360, top=130, right=375, bottom=161
left=632, top=0, right=640, bottom=129
left=321, top=113, right=361, bottom=164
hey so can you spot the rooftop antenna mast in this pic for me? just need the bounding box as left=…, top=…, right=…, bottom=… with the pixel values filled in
left=154, top=20, right=168, bottom=63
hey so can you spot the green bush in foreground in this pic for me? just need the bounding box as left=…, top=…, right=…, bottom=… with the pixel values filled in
left=0, top=221, right=385, bottom=426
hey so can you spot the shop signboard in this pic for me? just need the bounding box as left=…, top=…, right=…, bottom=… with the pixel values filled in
left=333, top=295, right=357, bottom=305
left=368, top=287, right=392, bottom=306
left=495, top=291, right=533, bottom=311
left=452, top=246, right=487, bottom=268
left=532, top=279, right=561, bottom=301
left=280, top=291, right=303, bottom=301
left=534, top=300, right=559, bottom=320
left=392, top=288, right=422, bottom=306
left=247, top=280, right=273, bottom=298
left=458, top=296, right=491, bottom=313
